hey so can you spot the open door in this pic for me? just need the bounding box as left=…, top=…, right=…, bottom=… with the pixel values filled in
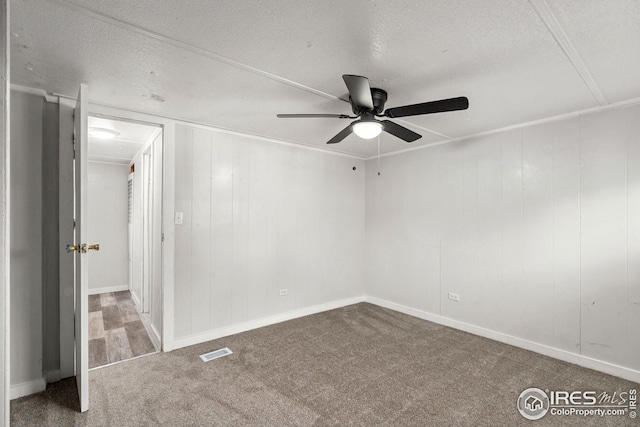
left=72, top=84, right=89, bottom=412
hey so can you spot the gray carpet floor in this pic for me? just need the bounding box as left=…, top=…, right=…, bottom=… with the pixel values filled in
left=10, top=303, right=639, bottom=426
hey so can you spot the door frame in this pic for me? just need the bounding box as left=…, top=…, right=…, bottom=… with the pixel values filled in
left=59, top=103, right=176, bottom=380
left=84, top=104, right=175, bottom=351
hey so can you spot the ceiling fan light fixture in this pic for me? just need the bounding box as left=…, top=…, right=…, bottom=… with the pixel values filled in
left=88, top=127, right=119, bottom=140
left=352, top=121, right=382, bottom=139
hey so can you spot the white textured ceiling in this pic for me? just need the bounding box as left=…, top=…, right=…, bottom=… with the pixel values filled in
left=10, top=0, right=640, bottom=158
left=88, top=116, right=158, bottom=164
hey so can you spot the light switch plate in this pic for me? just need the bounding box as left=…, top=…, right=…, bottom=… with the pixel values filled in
left=175, top=212, right=184, bottom=225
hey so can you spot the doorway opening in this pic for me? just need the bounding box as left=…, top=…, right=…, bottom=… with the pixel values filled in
left=86, top=115, right=163, bottom=369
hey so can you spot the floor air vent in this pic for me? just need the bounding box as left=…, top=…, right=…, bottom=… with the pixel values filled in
left=199, top=347, right=233, bottom=362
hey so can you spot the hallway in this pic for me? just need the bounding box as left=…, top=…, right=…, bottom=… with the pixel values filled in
left=88, top=291, right=157, bottom=369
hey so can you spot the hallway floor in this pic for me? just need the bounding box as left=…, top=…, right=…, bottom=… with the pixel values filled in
left=88, top=291, right=157, bottom=369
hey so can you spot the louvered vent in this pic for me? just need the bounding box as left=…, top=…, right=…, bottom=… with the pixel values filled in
left=127, top=177, right=133, bottom=224
left=199, top=347, right=233, bottom=362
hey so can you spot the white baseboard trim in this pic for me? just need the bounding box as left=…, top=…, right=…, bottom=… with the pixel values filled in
left=45, top=370, right=61, bottom=384
left=170, top=295, right=366, bottom=351
left=88, top=285, right=129, bottom=295
left=148, top=323, right=161, bottom=351
left=10, top=378, right=46, bottom=400
left=130, top=290, right=142, bottom=311
left=365, top=296, right=640, bottom=384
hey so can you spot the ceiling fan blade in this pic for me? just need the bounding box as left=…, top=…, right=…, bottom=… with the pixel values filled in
left=342, top=75, right=374, bottom=110
left=381, top=120, right=422, bottom=143
left=384, top=96, right=469, bottom=118
left=277, top=113, right=352, bottom=119
left=327, top=123, right=353, bottom=144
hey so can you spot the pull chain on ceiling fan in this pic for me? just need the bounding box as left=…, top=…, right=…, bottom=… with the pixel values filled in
left=277, top=74, right=469, bottom=145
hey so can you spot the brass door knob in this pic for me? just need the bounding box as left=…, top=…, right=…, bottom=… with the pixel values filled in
left=66, top=244, right=79, bottom=253
left=80, top=243, right=100, bottom=253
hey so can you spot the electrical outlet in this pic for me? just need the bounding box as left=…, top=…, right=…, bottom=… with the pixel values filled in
left=448, top=292, right=460, bottom=302
left=279, top=289, right=288, bottom=296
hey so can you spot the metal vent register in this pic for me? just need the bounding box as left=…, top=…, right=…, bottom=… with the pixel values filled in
left=200, top=347, right=233, bottom=362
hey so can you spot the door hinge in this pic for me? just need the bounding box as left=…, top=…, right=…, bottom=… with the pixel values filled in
left=161, top=233, right=165, bottom=242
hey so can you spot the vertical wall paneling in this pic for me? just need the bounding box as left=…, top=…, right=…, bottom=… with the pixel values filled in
left=231, top=136, right=250, bottom=324
left=190, top=128, right=212, bottom=333
left=10, top=92, right=44, bottom=394
left=245, top=141, right=270, bottom=320
left=439, top=144, right=465, bottom=320
left=365, top=157, right=395, bottom=302
left=292, top=148, right=312, bottom=308
left=173, top=125, right=193, bottom=337
left=475, top=136, right=503, bottom=331
left=173, top=125, right=365, bottom=341
left=459, top=142, right=477, bottom=324
left=626, top=105, right=640, bottom=370
left=550, top=118, right=581, bottom=352
left=521, top=124, right=554, bottom=344
left=580, top=110, right=629, bottom=366
left=209, top=131, right=233, bottom=329
left=500, top=130, right=523, bottom=336
left=397, top=154, right=427, bottom=311
left=42, top=101, right=60, bottom=380
left=272, top=144, right=296, bottom=313
left=365, top=103, right=640, bottom=376
left=421, top=148, right=442, bottom=315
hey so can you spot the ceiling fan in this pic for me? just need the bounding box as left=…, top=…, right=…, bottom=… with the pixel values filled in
left=277, top=74, right=469, bottom=144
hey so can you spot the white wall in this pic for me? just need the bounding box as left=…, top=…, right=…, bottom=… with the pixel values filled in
left=87, top=162, right=130, bottom=293
left=173, top=125, right=365, bottom=342
left=42, top=101, right=60, bottom=380
left=9, top=91, right=45, bottom=397
left=365, top=104, right=640, bottom=376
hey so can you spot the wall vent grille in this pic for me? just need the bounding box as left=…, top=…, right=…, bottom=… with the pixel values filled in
left=199, top=347, right=233, bottom=362
left=127, top=177, right=133, bottom=224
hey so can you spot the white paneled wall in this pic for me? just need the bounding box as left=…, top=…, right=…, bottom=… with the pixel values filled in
left=174, top=125, right=365, bottom=340
left=10, top=91, right=45, bottom=396
left=366, top=104, right=640, bottom=374
left=87, top=162, right=130, bottom=293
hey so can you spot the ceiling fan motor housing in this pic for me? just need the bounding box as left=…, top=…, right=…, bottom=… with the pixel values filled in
left=351, top=88, right=388, bottom=115
left=370, top=88, right=388, bottom=115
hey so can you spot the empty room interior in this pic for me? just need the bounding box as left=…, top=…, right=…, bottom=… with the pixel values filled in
left=4, top=1, right=640, bottom=426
